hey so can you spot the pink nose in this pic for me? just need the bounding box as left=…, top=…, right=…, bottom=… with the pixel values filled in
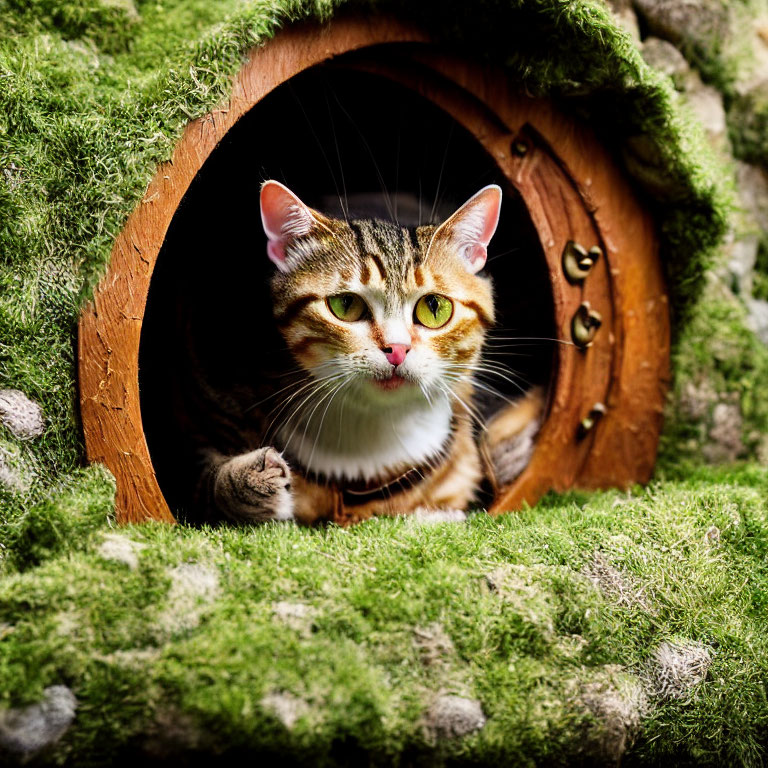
left=383, top=344, right=410, bottom=367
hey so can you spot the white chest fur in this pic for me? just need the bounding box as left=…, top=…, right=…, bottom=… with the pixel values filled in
left=277, top=390, right=454, bottom=482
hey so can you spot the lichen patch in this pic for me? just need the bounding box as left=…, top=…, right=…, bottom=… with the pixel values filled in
left=0, top=390, right=44, bottom=440
left=423, top=695, right=486, bottom=741
left=579, top=667, right=650, bottom=766
left=646, top=640, right=712, bottom=700
left=584, top=552, right=653, bottom=612
left=261, top=692, right=310, bottom=729
left=413, top=623, right=455, bottom=668
left=96, top=648, right=162, bottom=668
left=0, top=443, right=35, bottom=493
left=485, top=565, right=558, bottom=634
left=97, top=533, right=147, bottom=570
left=158, top=563, right=220, bottom=635
left=272, top=601, right=316, bottom=636
left=0, top=686, right=77, bottom=758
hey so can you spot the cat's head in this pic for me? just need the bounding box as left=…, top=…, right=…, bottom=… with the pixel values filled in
left=259, top=180, right=500, bottom=407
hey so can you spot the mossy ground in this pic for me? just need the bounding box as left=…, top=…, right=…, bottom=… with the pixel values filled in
left=2, top=465, right=768, bottom=765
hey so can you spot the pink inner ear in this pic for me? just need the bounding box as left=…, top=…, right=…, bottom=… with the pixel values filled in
left=260, top=181, right=315, bottom=271
left=476, top=189, right=501, bottom=248
left=467, top=243, right=488, bottom=270
left=267, top=240, right=286, bottom=267
left=451, top=185, right=501, bottom=274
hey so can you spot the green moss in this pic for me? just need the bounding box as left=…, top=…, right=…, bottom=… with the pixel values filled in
left=753, top=235, right=768, bottom=301
left=2, top=472, right=768, bottom=764
left=659, top=283, right=768, bottom=466
left=0, top=465, right=115, bottom=573
left=730, top=89, right=768, bottom=168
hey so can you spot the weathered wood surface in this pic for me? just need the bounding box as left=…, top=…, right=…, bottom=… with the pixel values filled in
left=78, top=16, right=669, bottom=525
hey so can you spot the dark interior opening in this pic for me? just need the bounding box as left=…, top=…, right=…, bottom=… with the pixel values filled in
left=139, top=56, right=554, bottom=519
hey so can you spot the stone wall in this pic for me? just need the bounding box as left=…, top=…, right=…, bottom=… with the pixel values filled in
left=607, top=0, right=768, bottom=466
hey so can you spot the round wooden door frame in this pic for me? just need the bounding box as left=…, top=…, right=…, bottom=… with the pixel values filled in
left=78, top=15, right=670, bottom=525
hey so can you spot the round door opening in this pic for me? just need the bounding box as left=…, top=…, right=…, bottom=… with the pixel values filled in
left=138, top=63, right=554, bottom=522
left=79, top=16, right=668, bottom=525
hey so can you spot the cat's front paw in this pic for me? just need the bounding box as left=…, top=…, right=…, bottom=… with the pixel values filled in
left=216, top=447, right=294, bottom=523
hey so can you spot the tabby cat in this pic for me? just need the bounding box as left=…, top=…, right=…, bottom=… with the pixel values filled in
left=192, top=180, right=542, bottom=525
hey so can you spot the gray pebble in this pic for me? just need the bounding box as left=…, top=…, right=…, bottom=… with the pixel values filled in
left=0, top=390, right=44, bottom=440
left=0, top=686, right=77, bottom=757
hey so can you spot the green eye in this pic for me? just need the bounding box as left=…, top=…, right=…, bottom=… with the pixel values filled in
left=327, top=293, right=367, bottom=322
left=415, top=294, right=453, bottom=329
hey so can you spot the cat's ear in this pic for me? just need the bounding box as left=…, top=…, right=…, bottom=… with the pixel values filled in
left=429, top=185, right=502, bottom=274
left=260, top=180, right=322, bottom=272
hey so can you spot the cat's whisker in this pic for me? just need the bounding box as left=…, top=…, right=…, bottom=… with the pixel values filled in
left=250, top=360, right=341, bottom=411
left=304, top=376, right=354, bottom=474
left=458, top=375, right=519, bottom=406
left=328, top=88, right=396, bottom=222
left=448, top=361, right=531, bottom=393
left=260, top=371, right=350, bottom=439
left=485, top=336, right=574, bottom=346
left=335, top=384, right=356, bottom=451
left=287, top=79, right=348, bottom=221
left=429, top=121, right=454, bottom=224
left=282, top=373, right=353, bottom=455
left=436, top=380, right=487, bottom=433
left=268, top=375, right=347, bottom=448
left=322, top=88, right=349, bottom=221
left=418, top=380, right=434, bottom=407
left=485, top=246, right=524, bottom=263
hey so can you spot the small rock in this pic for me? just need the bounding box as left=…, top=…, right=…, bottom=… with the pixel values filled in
left=0, top=686, right=77, bottom=758
left=733, top=16, right=768, bottom=98
left=678, top=378, right=717, bottom=421
left=272, top=601, right=315, bottom=635
left=641, top=37, right=690, bottom=85
left=684, top=77, right=728, bottom=147
left=746, top=298, right=768, bottom=345
left=605, top=0, right=641, bottom=42
left=725, top=232, right=759, bottom=296
left=703, top=402, right=744, bottom=463
left=424, top=695, right=486, bottom=740
left=736, top=162, right=768, bottom=232
left=97, top=533, right=146, bottom=570
left=647, top=641, right=711, bottom=699
left=158, top=563, right=219, bottom=635
left=634, top=0, right=728, bottom=51
left=0, top=390, right=44, bottom=440
left=413, top=623, right=455, bottom=667
left=261, top=692, right=310, bottom=729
